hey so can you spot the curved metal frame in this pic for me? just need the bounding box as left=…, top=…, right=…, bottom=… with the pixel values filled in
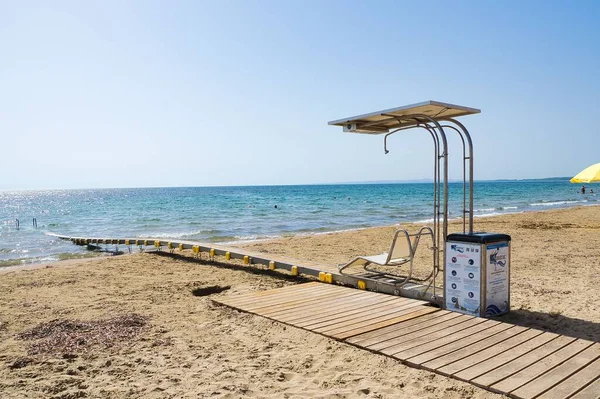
left=440, top=124, right=467, bottom=233
left=361, top=226, right=435, bottom=286
left=375, top=114, right=475, bottom=301
left=442, top=117, right=474, bottom=234
left=378, top=114, right=451, bottom=299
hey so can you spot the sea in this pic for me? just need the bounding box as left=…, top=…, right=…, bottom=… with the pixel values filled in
left=0, top=179, right=596, bottom=267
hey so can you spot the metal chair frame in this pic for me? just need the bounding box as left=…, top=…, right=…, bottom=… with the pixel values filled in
left=338, top=226, right=435, bottom=288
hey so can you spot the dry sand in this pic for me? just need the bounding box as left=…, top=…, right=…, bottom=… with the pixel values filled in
left=1, top=206, right=599, bottom=398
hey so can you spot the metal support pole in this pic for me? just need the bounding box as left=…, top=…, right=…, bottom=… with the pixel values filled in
left=443, top=118, right=475, bottom=234
left=441, top=124, right=468, bottom=234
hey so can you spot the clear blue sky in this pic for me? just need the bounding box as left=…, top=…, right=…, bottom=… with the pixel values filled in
left=2, top=1, right=599, bottom=189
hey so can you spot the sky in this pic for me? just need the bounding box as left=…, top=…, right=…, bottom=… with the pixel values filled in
left=1, top=1, right=599, bottom=189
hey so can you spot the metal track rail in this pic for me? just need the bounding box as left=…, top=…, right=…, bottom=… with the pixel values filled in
left=54, top=234, right=443, bottom=306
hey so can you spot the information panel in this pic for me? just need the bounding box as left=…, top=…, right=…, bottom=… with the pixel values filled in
left=485, top=242, right=510, bottom=316
left=445, top=242, right=481, bottom=316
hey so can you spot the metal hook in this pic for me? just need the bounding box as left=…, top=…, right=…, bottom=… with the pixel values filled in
left=383, top=128, right=404, bottom=154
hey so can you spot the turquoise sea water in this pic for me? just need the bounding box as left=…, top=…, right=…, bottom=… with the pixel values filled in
left=0, top=179, right=596, bottom=265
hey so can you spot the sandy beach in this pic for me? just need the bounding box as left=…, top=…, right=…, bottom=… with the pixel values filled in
left=1, top=206, right=599, bottom=398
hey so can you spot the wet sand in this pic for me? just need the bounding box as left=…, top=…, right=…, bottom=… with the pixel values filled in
left=1, top=206, right=599, bottom=398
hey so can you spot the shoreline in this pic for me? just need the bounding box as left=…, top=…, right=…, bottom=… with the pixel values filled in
left=3, top=204, right=598, bottom=273
left=0, top=253, right=122, bottom=274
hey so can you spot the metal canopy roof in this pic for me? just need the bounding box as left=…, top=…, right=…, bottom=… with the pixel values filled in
left=328, top=101, right=480, bottom=134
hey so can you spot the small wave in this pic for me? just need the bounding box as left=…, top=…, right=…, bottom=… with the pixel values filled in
left=0, top=254, right=61, bottom=268
left=139, top=230, right=210, bottom=239
left=414, top=218, right=435, bottom=224
left=475, top=211, right=524, bottom=218
left=500, top=206, right=518, bottom=210
left=220, top=226, right=375, bottom=245
left=306, top=227, right=366, bottom=237
left=207, top=235, right=239, bottom=242
left=474, top=212, right=503, bottom=218
left=530, top=200, right=586, bottom=207
left=295, top=227, right=335, bottom=233
left=219, top=234, right=282, bottom=244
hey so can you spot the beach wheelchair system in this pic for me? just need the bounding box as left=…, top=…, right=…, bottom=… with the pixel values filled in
left=328, top=101, right=478, bottom=302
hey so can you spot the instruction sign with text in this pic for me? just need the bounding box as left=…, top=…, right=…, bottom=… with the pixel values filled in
left=445, top=242, right=481, bottom=316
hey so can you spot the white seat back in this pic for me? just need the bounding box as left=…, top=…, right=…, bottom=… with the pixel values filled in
left=388, top=230, right=412, bottom=262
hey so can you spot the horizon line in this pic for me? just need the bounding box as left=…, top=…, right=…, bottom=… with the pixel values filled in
left=0, top=177, right=577, bottom=192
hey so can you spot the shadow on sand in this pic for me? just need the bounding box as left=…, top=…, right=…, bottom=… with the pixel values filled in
left=149, top=250, right=312, bottom=283
left=499, top=308, right=600, bottom=341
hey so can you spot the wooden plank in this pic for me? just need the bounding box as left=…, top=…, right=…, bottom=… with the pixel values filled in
left=472, top=335, right=576, bottom=389
left=421, top=326, right=527, bottom=371
left=263, top=287, right=385, bottom=314
left=405, top=322, right=513, bottom=367
left=383, top=317, right=490, bottom=357
left=246, top=289, right=369, bottom=314
left=217, top=283, right=333, bottom=306
left=238, top=290, right=359, bottom=313
left=316, top=303, right=428, bottom=336
left=326, top=306, right=437, bottom=340
left=266, top=291, right=394, bottom=319
left=378, top=315, right=479, bottom=354
left=438, top=328, right=543, bottom=377
left=335, top=307, right=440, bottom=340
left=300, top=300, right=423, bottom=330
left=287, top=295, right=411, bottom=329
left=346, top=310, right=451, bottom=345
left=453, top=332, right=558, bottom=382
left=239, top=287, right=363, bottom=309
left=249, top=286, right=420, bottom=315
left=287, top=297, right=405, bottom=327
left=232, top=282, right=334, bottom=299
left=399, top=320, right=502, bottom=364
left=313, top=302, right=426, bottom=334
left=268, top=296, right=400, bottom=328
left=490, top=339, right=593, bottom=395
left=350, top=311, right=462, bottom=348
left=217, top=282, right=320, bottom=303
left=538, top=357, right=600, bottom=399
left=371, top=314, right=474, bottom=352
left=569, top=377, right=600, bottom=399
left=512, top=343, right=600, bottom=399
left=221, top=284, right=340, bottom=307
left=277, top=295, right=402, bottom=324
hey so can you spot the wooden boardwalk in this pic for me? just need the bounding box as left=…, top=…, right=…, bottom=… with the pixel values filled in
left=214, top=282, right=600, bottom=399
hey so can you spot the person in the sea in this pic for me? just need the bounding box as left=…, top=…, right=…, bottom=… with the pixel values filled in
left=581, top=185, right=586, bottom=194
left=591, top=189, right=595, bottom=194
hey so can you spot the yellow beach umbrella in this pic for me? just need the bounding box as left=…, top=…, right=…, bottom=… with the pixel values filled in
left=570, top=162, right=600, bottom=183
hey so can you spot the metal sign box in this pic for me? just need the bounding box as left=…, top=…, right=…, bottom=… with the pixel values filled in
left=444, top=233, right=511, bottom=317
